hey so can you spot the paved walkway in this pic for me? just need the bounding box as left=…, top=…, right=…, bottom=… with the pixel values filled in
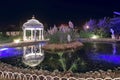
left=0, top=39, right=49, bottom=48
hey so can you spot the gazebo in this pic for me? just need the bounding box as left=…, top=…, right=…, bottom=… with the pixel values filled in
left=22, top=16, right=44, bottom=41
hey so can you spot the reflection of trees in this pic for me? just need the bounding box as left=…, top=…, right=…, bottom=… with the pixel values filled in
left=85, top=42, right=114, bottom=54
left=36, top=50, right=87, bottom=72
left=68, top=58, right=80, bottom=71
left=37, top=53, right=60, bottom=71
left=112, top=43, right=116, bottom=55
left=57, top=52, right=86, bottom=72
left=58, top=52, right=66, bottom=71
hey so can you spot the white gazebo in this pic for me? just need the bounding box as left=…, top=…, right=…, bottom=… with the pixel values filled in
left=22, top=16, right=44, bottom=41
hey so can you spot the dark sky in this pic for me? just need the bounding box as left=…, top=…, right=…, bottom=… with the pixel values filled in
left=0, top=0, right=120, bottom=27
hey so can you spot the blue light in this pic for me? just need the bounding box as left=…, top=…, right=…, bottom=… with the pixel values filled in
left=0, top=48, right=9, bottom=51
left=90, top=53, right=120, bottom=65
left=0, top=47, right=22, bottom=58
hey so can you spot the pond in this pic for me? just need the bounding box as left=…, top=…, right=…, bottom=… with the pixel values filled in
left=0, top=42, right=120, bottom=73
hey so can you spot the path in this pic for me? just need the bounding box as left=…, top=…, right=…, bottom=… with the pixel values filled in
left=0, top=39, right=49, bottom=48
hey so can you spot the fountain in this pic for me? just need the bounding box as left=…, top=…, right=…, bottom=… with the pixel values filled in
left=110, top=28, right=115, bottom=39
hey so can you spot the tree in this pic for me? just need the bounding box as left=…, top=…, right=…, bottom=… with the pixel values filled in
left=68, top=21, right=74, bottom=29
left=109, top=17, right=120, bottom=35
left=96, top=17, right=110, bottom=37
left=81, top=18, right=110, bottom=38
left=83, top=19, right=96, bottom=31
left=97, top=17, right=110, bottom=29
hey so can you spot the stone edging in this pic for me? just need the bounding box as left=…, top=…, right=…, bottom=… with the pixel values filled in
left=42, top=41, right=83, bottom=53
left=1, top=70, right=120, bottom=80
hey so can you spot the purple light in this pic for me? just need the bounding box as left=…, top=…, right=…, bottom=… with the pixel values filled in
left=113, top=11, right=120, bottom=15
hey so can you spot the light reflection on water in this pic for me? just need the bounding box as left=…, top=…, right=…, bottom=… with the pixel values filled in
left=86, top=42, right=120, bottom=64
left=0, top=42, right=120, bottom=73
left=90, top=54, right=120, bottom=65
left=0, top=47, right=22, bottom=58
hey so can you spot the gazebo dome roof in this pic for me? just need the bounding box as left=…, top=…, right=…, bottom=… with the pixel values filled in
left=22, top=16, right=44, bottom=29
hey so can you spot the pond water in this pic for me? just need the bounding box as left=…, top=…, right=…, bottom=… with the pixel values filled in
left=0, top=42, right=120, bottom=73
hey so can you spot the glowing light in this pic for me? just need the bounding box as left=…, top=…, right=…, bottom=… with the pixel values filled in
left=91, top=35, right=99, bottom=39
left=0, top=48, right=8, bottom=51
left=14, top=39, right=21, bottom=43
left=86, top=25, right=89, bottom=29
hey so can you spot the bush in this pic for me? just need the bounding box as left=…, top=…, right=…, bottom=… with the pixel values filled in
left=47, top=30, right=78, bottom=44
left=79, top=31, right=95, bottom=38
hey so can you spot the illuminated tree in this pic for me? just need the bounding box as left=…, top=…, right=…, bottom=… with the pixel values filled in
left=81, top=17, right=110, bottom=38
left=68, top=21, right=74, bottom=29
left=96, top=17, right=110, bottom=37
left=83, top=19, right=96, bottom=31
left=97, top=17, right=110, bottom=28
left=109, top=17, right=120, bottom=35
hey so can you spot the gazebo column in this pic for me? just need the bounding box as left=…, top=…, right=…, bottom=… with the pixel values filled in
left=34, top=30, right=37, bottom=41
left=42, top=29, right=44, bottom=40
left=23, top=47, right=26, bottom=56
left=31, top=46, right=33, bottom=53
left=23, top=29, right=26, bottom=41
left=39, top=44, right=42, bottom=53
left=39, top=30, right=41, bottom=40
left=31, top=30, right=33, bottom=41
left=40, top=30, right=42, bottom=40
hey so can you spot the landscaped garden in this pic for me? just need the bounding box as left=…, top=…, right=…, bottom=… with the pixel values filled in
left=0, top=16, right=120, bottom=80
left=1, top=16, right=120, bottom=43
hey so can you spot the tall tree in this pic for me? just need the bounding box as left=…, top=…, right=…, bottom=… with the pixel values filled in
left=83, top=19, right=96, bottom=31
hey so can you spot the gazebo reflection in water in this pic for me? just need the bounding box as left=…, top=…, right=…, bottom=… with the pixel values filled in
left=22, top=43, right=44, bottom=67
left=22, top=16, right=45, bottom=67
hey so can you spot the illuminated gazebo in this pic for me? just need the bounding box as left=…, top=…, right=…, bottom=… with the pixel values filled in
left=22, top=16, right=44, bottom=41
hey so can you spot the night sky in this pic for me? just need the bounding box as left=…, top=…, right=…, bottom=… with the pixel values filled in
left=0, top=0, right=120, bottom=27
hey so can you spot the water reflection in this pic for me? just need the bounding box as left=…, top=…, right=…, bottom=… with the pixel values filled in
left=57, top=52, right=86, bottom=72
left=1, top=42, right=120, bottom=73
left=22, top=44, right=44, bottom=67
left=112, top=43, right=116, bottom=55
left=92, top=42, right=97, bottom=53
left=89, top=43, right=120, bottom=65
